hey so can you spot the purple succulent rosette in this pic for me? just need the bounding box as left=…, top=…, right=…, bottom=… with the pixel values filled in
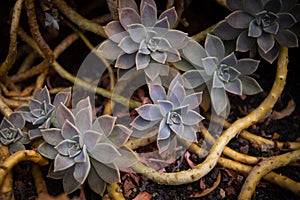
left=38, top=97, right=137, bottom=195
left=0, top=112, right=30, bottom=154
left=131, top=74, right=204, bottom=153
left=18, top=86, right=71, bottom=140
left=183, top=34, right=262, bottom=115
left=97, top=0, right=189, bottom=82
left=213, top=0, right=300, bottom=63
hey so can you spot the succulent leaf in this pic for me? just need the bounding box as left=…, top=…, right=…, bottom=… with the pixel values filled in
left=38, top=96, right=135, bottom=196
left=213, top=0, right=300, bottom=63
left=131, top=74, right=203, bottom=153
left=98, top=0, right=190, bottom=81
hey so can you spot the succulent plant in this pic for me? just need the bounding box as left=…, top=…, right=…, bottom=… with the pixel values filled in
left=131, top=74, right=204, bottom=153
left=38, top=97, right=137, bottom=195
left=213, top=0, right=300, bottom=63
left=0, top=112, right=30, bottom=154
left=97, top=0, right=189, bottom=82
left=18, top=87, right=71, bottom=140
left=183, top=34, right=262, bottom=115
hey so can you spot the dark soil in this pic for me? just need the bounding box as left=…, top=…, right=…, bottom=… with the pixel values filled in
left=0, top=0, right=300, bottom=199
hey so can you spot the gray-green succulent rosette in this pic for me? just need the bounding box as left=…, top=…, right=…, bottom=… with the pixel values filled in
left=38, top=97, right=137, bottom=195
left=213, top=0, right=300, bottom=63
left=18, top=87, right=71, bottom=140
left=0, top=112, right=30, bottom=154
left=97, top=0, right=189, bottom=82
left=131, top=74, right=204, bottom=153
left=183, top=34, right=262, bottom=115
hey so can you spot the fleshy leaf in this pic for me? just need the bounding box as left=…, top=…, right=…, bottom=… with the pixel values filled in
left=108, top=124, right=132, bottom=147
left=158, top=118, right=171, bottom=140
left=92, top=115, right=116, bottom=137
left=211, top=88, right=228, bottom=115
left=157, top=100, right=173, bottom=116
left=63, top=168, right=81, bottom=194
left=38, top=142, right=58, bottom=159
left=91, top=159, right=120, bottom=184
left=264, top=0, right=281, bottom=13
left=249, top=19, right=262, bottom=37
left=118, top=36, right=139, bottom=54
left=168, top=82, right=186, bottom=107
left=76, top=107, right=92, bottom=134
left=54, top=154, right=75, bottom=172
left=224, top=79, right=242, bottom=95
left=42, top=128, right=64, bottom=146
left=8, top=112, right=25, bottom=129
left=56, top=103, right=75, bottom=128
left=104, top=21, right=127, bottom=43
left=83, top=130, right=101, bottom=151
left=88, top=166, right=107, bottom=196
left=35, top=87, right=51, bottom=104
left=91, top=143, right=121, bottom=164
left=236, top=31, right=256, bottom=52
left=243, top=0, right=263, bottom=15
left=151, top=51, right=167, bottom=63
left=159, top=7, right=177, bottom=28
left=182, top=110, right=204, bottom=125
left=164, top=30, right=188, bottom=49
left=97, top=40, right=122, bottom=60
left=235, top=59, right=260, bottom=75
left=140, top=0, right=157, bottom=11
left=141, top=2, right=157, bottom=27
left=182, top=70, right=209, bottom=89
left=154, top=17, right=169, bottom=28
left=277, top=13, right=297, bottom=29
left=157, top=137, right=170, bottom=153
left=149, top=84, right=167, bottom=103
left=275, top=29, right=298, bottom=47
left=53, top=87, right=71, bottom=107
left=257, top=33, right=275, bottom=53
left=119, top=8, right=141, bottom=29
left=62, top=120, right=80, bottom=140
left=169, top=122, right=184, bottom=135
left=127, top=24, right=147, bottom=43
left=182, top=92, right=202, bottom=110
left=116, top=53, right=135, bottom=69
left=212, top=20, right=242, bottom=40
left=180, top=125, right=197, bottom=142
left=202, top=57, right=218, bottom=76
left=136, top=104, right=162, bottom=121
left=73, top=156, right=90, bottom=184
left=136, top=53, right=150, bottom=69
left=144, top=63, right=164, bottom=81
left=120, top=0, right=138, bottom=11
left=130, top=116, right=158, bottom=131
left=226, top=10, right=253, bottom=29
left=114, top=146, right=139, bottom=168
left=205, top=34, right=225, bottom=60
left=239, top=76, right=263, bottom=95
left=55, top=140, right=71, bottom=156
left=258, top=43, right=279, bottom=63
left=182, top=40, right=206, bottom=68
left=227, top=0, right=243, bottom=10
left=9, top=142, right=26, bottom=154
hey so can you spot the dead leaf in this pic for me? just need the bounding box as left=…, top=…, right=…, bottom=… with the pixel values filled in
left=190, top=171, right=221, bottom=198
left=184, top=151, right=196, bottom=168
left=200, top=88, right=211, bottom=112
left=272, top=132, right=280, bottom=140
left=269, top=99, right=296, bottom=120
left=133, top=191, right=152, bottom=200
left=199, top=178, right=206, bottom=190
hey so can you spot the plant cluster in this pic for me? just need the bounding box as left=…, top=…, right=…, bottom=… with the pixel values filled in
left=0, top=0, right=299, bottom=198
